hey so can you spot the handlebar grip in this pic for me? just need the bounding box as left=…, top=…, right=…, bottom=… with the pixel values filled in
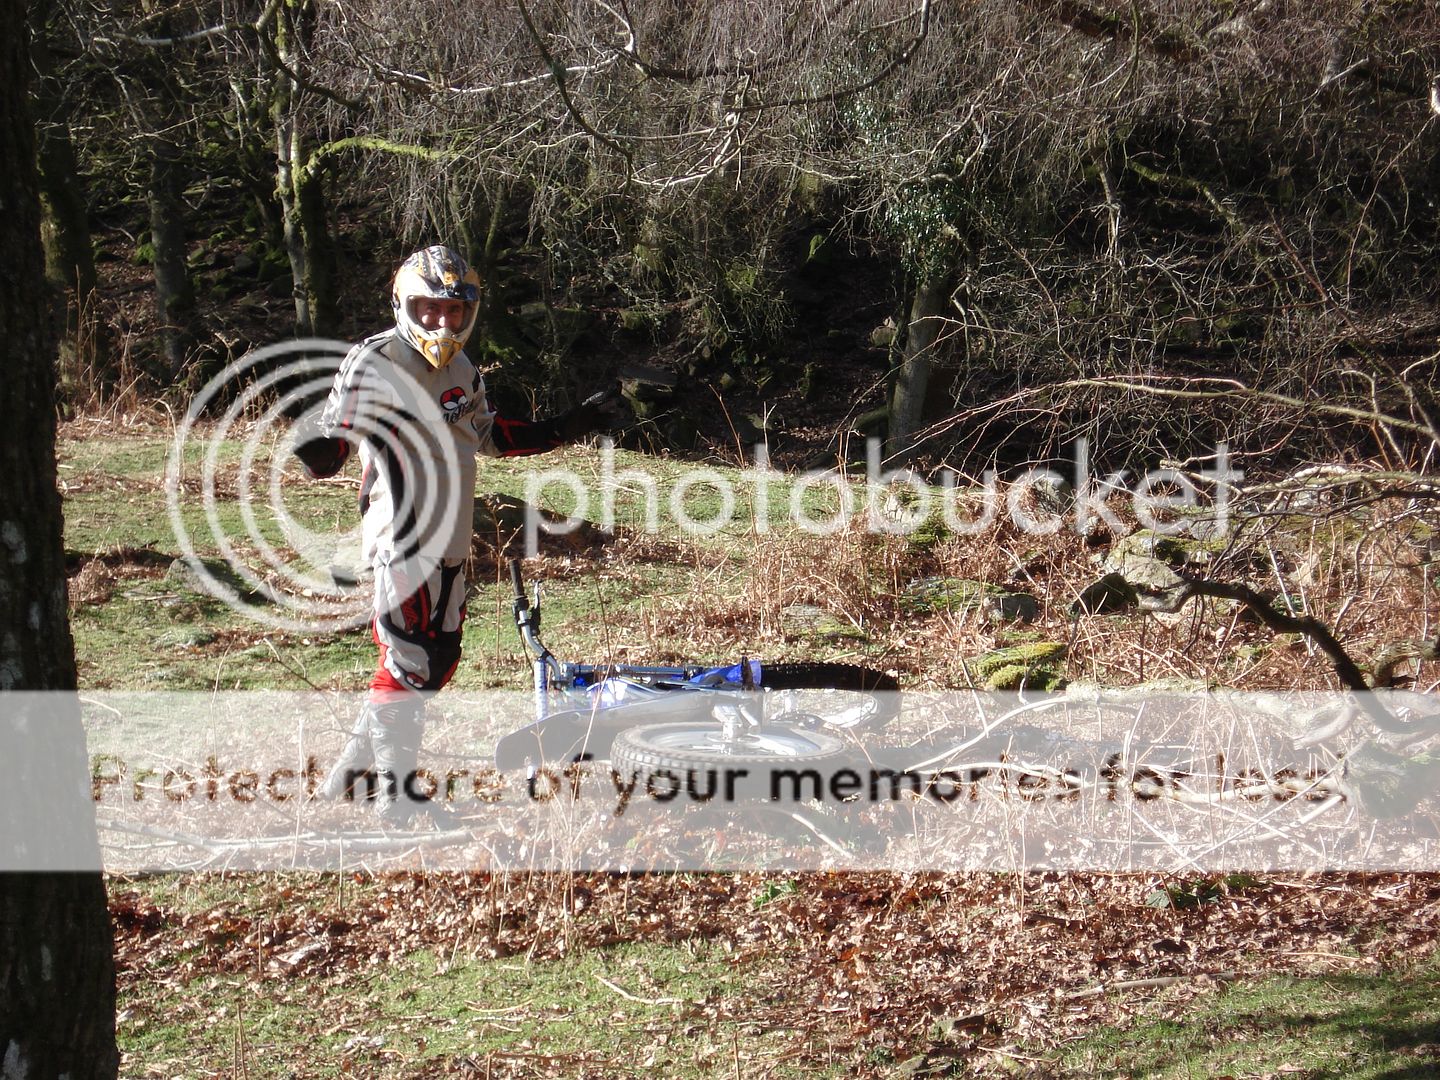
left=509, top=559, right=526, bottom=600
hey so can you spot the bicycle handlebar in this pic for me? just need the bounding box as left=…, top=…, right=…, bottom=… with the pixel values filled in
left=509, top=558, right=553, bottom=669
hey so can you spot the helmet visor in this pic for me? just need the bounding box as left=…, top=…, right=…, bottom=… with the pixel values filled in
left=405, top=297, right=477, bottom=333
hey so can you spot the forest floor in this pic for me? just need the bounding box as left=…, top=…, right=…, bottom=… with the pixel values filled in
left=62, top=416, right=1440, bottom=1077
left=109, top=870, right=1440, bottom=1078
left=63, top=187, right=1440, bottom=1075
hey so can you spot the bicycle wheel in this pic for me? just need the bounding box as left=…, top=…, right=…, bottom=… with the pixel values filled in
left=610, top=722, right=848, bottom=803
left=758, top=663, right=899, bottom=732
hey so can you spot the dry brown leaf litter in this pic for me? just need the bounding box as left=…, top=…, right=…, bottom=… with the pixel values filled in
left=111, top=870, right=1440, bottom=1076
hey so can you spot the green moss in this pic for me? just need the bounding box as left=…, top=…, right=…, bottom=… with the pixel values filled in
left=905, top=516, right=954, bottom=554
left=967, top=641, right=1067, bottom=690
left=900, top=576, right=995, bottom=614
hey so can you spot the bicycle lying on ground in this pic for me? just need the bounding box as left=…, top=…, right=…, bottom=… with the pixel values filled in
left=493, top=560, right=899, bottom=791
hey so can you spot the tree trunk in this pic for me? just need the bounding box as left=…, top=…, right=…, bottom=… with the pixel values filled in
left=886, top=272, right=953, bottom=464
left=0, top=1, right=119, bottom=1073
left=38, top=122, right=104, bottom=356
left=31, top=26, right=110, bottom=396
left=275, top=104, right=311, bottom=333
left=272, top=0, right=337, bottom=337
left=149, top=133, right=195, bottom=380
left=453, top=182, right=507, bottom=326
left=297, top=160, right=338, bottom=335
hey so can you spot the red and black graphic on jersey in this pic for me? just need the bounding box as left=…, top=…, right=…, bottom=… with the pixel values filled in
left=439, top=386, right=468, bottom=423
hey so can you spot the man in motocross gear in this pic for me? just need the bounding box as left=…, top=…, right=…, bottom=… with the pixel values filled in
left=293, top=245, right=624, bottom=825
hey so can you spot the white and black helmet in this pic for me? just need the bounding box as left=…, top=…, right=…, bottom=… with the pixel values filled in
left=391, top=245, right=482, bottom=369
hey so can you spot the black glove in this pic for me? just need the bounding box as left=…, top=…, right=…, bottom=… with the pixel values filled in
left=557, top=386, right=631, bottom=441
left=291, top=412, right=350, bottom=478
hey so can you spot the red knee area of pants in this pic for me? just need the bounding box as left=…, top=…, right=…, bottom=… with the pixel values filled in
left=368, top=662, right=412, bottom=701
left=369, top=629, right=462, bottom=698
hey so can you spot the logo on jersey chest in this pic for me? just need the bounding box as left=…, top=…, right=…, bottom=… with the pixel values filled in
left=439, top=386, right=472, bottom=423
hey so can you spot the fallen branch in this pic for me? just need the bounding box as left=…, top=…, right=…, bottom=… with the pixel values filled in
left=1134, top=578, right=1418, bottom=737
left=1061, top=970, right=1238, bottom=1000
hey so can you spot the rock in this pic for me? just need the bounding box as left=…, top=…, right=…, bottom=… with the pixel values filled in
left=905, top=577, right=1038, bottom=623
left=472, top=493, right=606, bottom=555
left=853, top=406, right=888, bottom=437
left=516, top=303, right=593, bottom=345
left=1071, top=572, right=1140, bottom=615
left=153, top=627, right=217, bottom=649
left=618, top=362, right=679, bottom=390
left=985, top=591, right=1039, bottom=623
left=236, top=291, right=273, bottom=319
left=625, top=395, right=657, bottom=420
left=782, top=604, right=864, bottom=642
left=325, top=537, right=370, bottom=588
left=900, top=577, right=994, bottom=615
left=661, top=415, right=699, bottom=447
left=1109, top=527, right=1224, bottom=566
left=965, top=641, right=1067, bottom=690
left=737, top=413, right=769, bottom=445
left=258, top=252, right=290, bottom=284
left=1102, top=531, right=1185, bottom=591
left=1031, top=475, right=1073, bottom=517
left=622, top=380, right=676, bottom=406
left=165, top=556, right=277, bottom=605
left=797, top=362, right=819, bottom=401
left=165, top=556, right=211, bottom=595
left=616, top=306, right=660, bottom=333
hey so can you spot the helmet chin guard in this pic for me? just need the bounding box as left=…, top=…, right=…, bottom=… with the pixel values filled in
left=391, top=246, right=482, bottom=369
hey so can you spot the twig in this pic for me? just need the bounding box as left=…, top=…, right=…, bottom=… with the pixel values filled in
left=516, top=0, right=635, bottom=178
left=262, top=639, right=330, bottom=695
left=742, top=0, right=933, bottom=112
left=593, top=975, right=682, bottom=1006
left=97, top=818, right=220, bottom=852
left=975, top=1044, right=1059, bottom=1065
left=776, top=808, right=851, bottom=859
left=1062, top=970, right=1237, bottom=1000
left=1281, top=950, right=1374, bottom=965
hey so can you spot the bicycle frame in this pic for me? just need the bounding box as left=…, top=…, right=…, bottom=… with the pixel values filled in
left=509, top=560, right=760, bottom=723
left=496, top=561, right=768, bottom=769
left=496, top=561, right=895, bottom=770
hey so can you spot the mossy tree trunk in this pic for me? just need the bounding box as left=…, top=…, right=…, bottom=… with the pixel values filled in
left=149, top=132, right=195, bottom=379
left=886, top=270, right=954, bottom=464
left=453, top=182, right=508, bottom=327
left=31, top=22, right=110, bottom=394
left=271, top=0, right=338, bottom=337
left=0, top=2, right=119, bottom=1072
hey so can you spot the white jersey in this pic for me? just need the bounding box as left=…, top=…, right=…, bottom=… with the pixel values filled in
left=320, top=329, right=502, bottom=561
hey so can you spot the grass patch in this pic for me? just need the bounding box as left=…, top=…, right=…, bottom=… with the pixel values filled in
left=69, top=578, right=375, bottom=690
left=117, top=939, right=817, bottom=1078
left=1055, top=953, right=1440, bottom=1078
